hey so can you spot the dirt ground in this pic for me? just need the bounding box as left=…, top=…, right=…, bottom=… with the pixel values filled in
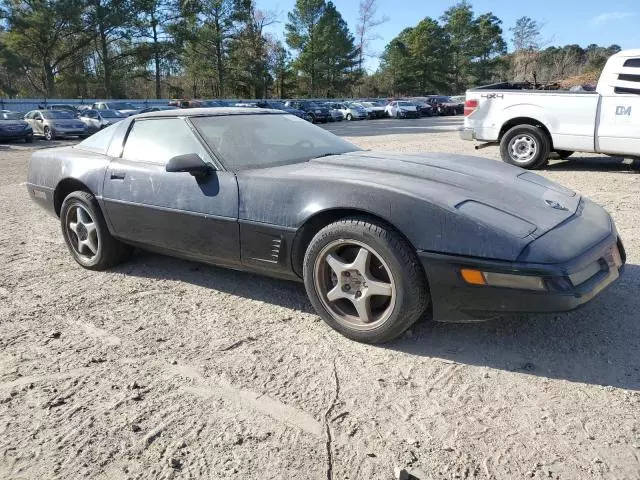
left=0, top=133, right=639, bottom=480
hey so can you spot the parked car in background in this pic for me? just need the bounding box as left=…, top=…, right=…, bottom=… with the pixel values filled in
left=169, top=99, right=227, bottom=108
left=92, top=101, right=140, bottom=116
left=137, top=106, right=179, bottom=114
left=78, top=109, right=126, bottom=133
left=321, top=102, right=344, bottom=122
left=0, top=110, right=33, bottom=143
left=385, top=101, right=420, bottom=118
left=426, top=96, right=461, bottom=116
left=284, top=101, right=332, bottom=123
left=24, top=109, right=87, bottom=141
left=358, top=101, right=386, bottom=119
left=335, top=102, right=368, bottom=121
left=256, top=100, right=310, bottom=121
left=45, top=104, right=79, bottom=114
left=409, top=99, right=434, bottom=117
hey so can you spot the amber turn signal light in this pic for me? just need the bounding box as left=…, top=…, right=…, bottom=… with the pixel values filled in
left=460, top=269, right=486, bottom=285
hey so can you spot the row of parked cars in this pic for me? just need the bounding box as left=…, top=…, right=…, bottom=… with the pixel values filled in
left=0, top=95, right=465, bottom=143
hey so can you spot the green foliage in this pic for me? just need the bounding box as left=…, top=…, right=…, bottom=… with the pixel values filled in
left=0, top=0, right=627, bottom=99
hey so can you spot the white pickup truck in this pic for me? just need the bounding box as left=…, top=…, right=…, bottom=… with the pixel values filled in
left=460, top=49, right=640, bottom=169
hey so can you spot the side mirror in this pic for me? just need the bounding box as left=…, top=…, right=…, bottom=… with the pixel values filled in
left=166, top=153, right=212, bottom=177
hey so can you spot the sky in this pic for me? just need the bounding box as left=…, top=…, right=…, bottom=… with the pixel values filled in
left=261, top=0, right=639, bottom=71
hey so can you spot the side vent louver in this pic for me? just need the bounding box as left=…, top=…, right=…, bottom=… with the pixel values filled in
left=271, top=239, right=282, bottom=262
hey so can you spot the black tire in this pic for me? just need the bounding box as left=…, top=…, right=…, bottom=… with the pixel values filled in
left=500, top=124, right=551, bottom=169
left=43, top=126, right=53, bottom=141
left=555, top=150, right=574, bottom=160
left=303, top=217, right=429, bottom=344
left=24, top=134, right=33, bottom=143
left=60, top=191, right=132, bottom=271
left=346, top=113, right=353, bottom=121
left=308, top=113, right=316, bottom=123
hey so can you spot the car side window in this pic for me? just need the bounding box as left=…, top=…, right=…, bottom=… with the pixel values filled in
left=121, top=118, right=210, bottom=165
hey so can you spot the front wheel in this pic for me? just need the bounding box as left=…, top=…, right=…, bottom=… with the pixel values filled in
left=43, top=126, right=53, bottom=141
left=303, top=217, right=429, bottom=344
left=24, top=134, right=34, bottom=143
left=60, top=191, right=132, bottom=271
left=346, top=113, right=353, bottom=121
left=500, top=125, right=551, bottom=169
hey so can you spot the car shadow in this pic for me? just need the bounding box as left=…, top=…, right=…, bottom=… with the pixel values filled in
left=545, top=155, right=640, bottom=172
left=116, top=251, right=640, bottom=391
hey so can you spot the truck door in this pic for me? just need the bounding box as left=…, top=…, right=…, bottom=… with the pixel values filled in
left=596, top=56, right=640, bottom=155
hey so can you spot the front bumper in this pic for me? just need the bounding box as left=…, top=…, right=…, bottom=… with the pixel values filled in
left=0, top=129, right=32, bottom=140
left=419, top=235, right=625, bottom=322
left=53, top=128, right=86, bottom=135
left=399, top=110, right=419, bottom=118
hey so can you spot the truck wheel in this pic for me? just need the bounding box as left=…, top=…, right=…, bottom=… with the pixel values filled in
left=555, top=150, right=574, bottom=160
left=500, top=125, right=550, bottom=169
left=303, top=217, right=429, bottom=344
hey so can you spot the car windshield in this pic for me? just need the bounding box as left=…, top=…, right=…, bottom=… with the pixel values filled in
left=191, top=114, right=361, bottom=171
left=110, top=102, right=137, bottom=110
left=1, top=112, right=24, bottom=120
left=100, top=110, right=123, bottom=118
left=434, top=96, right=452, bottom=102
left=397, top=101, right=414, bottom=107
left=266, top=101, right=286, bottom=109
left=42, top=110, right=75, bottom=119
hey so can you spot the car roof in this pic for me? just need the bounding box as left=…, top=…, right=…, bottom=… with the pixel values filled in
left=135, top=107, right=285, bottom=119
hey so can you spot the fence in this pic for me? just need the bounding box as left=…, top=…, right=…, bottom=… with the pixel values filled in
left=0, top=98, right=170, bottom=113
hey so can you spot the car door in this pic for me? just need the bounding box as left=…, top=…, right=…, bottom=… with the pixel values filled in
left=101, top=117, right=241, bottom=266
left=80, top=111, right=97, bottom=130
left=30, top=111, right=45, bottom=135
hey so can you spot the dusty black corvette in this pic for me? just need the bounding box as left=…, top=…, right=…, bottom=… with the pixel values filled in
left=27, top=108, right=625, bottom=343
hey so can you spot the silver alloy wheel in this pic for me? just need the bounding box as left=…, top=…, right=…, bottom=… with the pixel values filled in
left=509, top=134, right=538, bottom=163
left=313, top=239, right=396, bottom=331
left=65, top=205, right=99, bottom=259
left=44, top=127, right=52, bottom=141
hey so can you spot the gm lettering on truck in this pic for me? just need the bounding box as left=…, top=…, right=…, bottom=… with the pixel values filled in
left=615, top=106, right=632, bottom=116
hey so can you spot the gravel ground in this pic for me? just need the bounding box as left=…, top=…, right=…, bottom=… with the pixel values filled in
left=0, top=133, right=639, bottom=480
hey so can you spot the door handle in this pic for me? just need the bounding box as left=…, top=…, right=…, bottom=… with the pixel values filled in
left=110, top=171, right=126, bottom=180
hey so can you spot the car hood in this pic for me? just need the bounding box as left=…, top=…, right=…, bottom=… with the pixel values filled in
left=305, top=151, right=581, bottom=239
left=0, top=120, right=29, bottom=127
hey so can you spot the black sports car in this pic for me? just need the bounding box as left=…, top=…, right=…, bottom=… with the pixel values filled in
left=26, top=108, right=625, bottom=343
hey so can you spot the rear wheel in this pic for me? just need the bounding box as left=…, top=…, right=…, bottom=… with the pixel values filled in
left=346, top=113, right=353, bottom=121
left=43, top=126, right=53, bottom=141
left=303, top=217, right=429, bottom=344
left=60, top=191, right=132, bottom=271
left=500, top=125, right=551, bottom=169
